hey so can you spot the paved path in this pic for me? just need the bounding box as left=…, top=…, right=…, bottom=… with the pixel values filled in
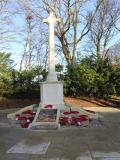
left=0, top=107, right=120, bottom=160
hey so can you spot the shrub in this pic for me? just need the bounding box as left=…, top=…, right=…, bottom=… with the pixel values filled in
left=64, top=63, right=117, bottom=98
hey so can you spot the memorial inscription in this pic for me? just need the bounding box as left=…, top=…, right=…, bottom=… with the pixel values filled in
left=36, top=109, right=57, bottom=122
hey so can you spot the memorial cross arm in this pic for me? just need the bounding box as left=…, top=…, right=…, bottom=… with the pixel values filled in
left=43, top=12, right=60, bottom=24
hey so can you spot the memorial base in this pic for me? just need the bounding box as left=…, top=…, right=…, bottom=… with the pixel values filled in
left=28, top=81, right=65, bottom=129
left=40, top=81, right=64, bottom=108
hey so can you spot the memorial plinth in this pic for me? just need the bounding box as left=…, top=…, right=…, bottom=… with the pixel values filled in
left=40, top=81, right=64, bottom=107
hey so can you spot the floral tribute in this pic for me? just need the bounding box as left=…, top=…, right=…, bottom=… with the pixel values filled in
left=44, top=104, right=53, bottom=109
left=59, top=111, right=89, bottom=126
left=15, top=104, right=96, bottom=128
left=15, top=104, right=38, bottom=128
left=15, top=109, right=36, bottom=128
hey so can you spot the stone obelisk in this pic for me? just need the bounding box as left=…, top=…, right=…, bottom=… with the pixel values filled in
left=40, top=11, right=64, bottom=108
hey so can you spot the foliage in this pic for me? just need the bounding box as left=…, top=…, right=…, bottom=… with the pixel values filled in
left=0, top=52, right=120, bottom=99
left=55, top=64, right=63, bottom=72
left=0, top=52, right=46, bottom=98
left=64, top=64, right=99, bottom=97
left=80, top=55, right=97, bottom=70
left=11, top=66, right=44, bottom=98
left=0, top=52, right=13, bottom=97
left=64, top=56, right=120, bottom=98
left=110, top=67, right=120, bottom=95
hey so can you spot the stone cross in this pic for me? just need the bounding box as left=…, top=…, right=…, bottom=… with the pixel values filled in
left=43, top=11, right=60, bottom=82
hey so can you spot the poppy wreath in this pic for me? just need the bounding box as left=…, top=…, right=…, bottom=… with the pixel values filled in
left=44, top=104, right=53, bottom=109
left=59, top=113, right=89, bottom=126
left=15, top=109, right=36, bottom=128
left=63, top=111, right=79, bottom=115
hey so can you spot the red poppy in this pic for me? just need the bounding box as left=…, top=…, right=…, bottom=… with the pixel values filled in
left=75, top=115, right=88, bottom=122
left=15, top=114, right=20, bottom=120
left=44, top=104, right=53, bottom=109
left=21, top=123, right=29, bottom=128
left=59, top=114, right=89, bottom=126
left=22, top=110, right=33, bottom=115
left=63, top=111, right=79, bottom=115
left=59, top=116, right=69, bottom=125
left=17, top=116, right=28, bottom=121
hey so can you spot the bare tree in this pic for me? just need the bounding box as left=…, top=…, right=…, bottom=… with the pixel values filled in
left=42, top=0, right=94, bottom=64
left=114, top=18, right=120, bottom=32
left=87, top=0, right=119, bottom=62
left=109, top=42, right=120, bottom=64
left=15, top=0, right=105, bottom=67
left=0, top=0, right=15, bottom=50
left=16, top=1, right=53, bottom=67
left=113, top=1, right=120, bottom=32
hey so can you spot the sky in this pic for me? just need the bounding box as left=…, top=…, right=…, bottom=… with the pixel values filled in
left=1, top=0, right=120, bottom=70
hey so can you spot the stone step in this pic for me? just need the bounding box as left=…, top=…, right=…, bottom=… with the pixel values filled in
left=30, top=123, right=59, bottom=130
